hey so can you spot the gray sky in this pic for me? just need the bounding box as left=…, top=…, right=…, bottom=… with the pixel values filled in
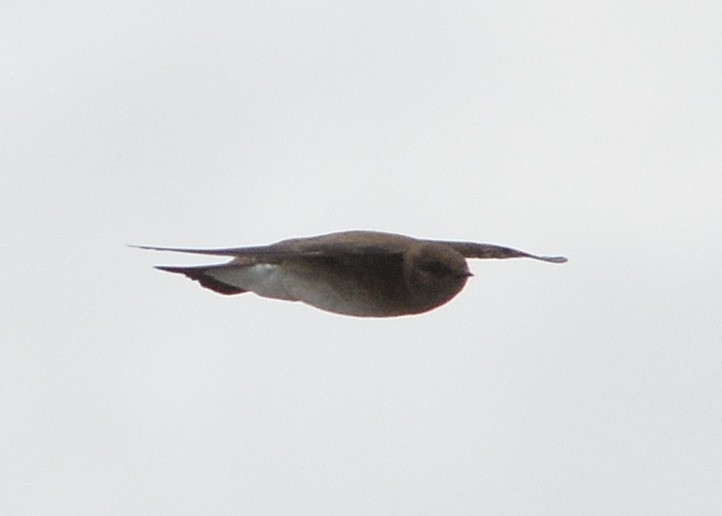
left=2, top=1, right=721, bottom=514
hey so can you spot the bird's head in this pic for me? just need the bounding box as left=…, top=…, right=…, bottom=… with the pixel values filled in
left=404, top=243, right=472, bottom=313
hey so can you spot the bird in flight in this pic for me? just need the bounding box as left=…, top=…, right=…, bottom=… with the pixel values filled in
left=134, top=230, right=566, bottom=317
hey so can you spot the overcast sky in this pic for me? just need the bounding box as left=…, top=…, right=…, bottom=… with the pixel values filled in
left=2, top=1, right=721, bottom=514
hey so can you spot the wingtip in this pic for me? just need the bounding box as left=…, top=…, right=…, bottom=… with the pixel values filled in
left=128, top=244, right=199, bottom=253
left=541, top=255, right=568, bottom=264
left=129, top=244, right=171, bottom=251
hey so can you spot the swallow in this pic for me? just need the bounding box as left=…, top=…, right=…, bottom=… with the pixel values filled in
left=134, top=230, right=566, bottom=317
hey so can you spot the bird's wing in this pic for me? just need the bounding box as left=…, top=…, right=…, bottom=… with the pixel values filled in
left=435, top=241, right=567, bottom=263
left=129, top=242, right=405, bottom=260
left=130, top=244, right=295, bottom=257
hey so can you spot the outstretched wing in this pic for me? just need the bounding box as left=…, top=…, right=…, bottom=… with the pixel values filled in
left=129, top=236, right=407, bottom=261
left=436, top=241, right=567, bottom=264
left=129, top=244, right=297, bottom=258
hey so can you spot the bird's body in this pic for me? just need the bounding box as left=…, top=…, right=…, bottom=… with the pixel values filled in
left=136, top=230, right=566, bottom=317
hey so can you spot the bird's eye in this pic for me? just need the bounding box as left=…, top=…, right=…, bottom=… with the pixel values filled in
left=420, top=261, right=452, bottom=276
